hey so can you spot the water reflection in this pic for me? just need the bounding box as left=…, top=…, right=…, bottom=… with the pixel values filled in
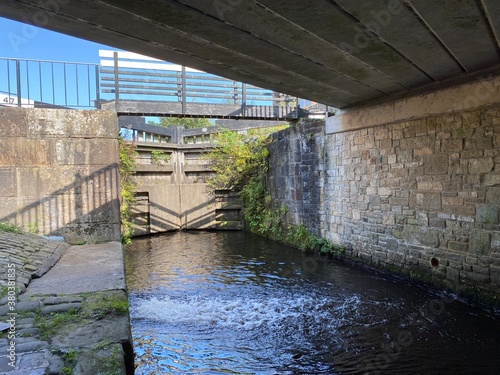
left=125, top=231, right=500, bottom=374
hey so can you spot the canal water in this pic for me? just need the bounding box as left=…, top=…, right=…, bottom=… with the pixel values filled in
left=124, top=231, right=500, bottom=374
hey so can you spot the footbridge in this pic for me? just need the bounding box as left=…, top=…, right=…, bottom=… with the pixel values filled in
left=0, top=52, right=322, bottom=120
left=99, top=50, right=311, bottom=120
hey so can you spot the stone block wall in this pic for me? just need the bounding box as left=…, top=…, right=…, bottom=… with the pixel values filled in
left=268, top=108, right=500, bottom=295
left=268, top=120, right=326, bottom=233
left=0, top=107, right=121, bottom=244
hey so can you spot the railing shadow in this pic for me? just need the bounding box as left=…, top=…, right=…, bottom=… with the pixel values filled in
left=143, top=191, right=216, bottom=231
left=0, top=164, right=120, bottom=243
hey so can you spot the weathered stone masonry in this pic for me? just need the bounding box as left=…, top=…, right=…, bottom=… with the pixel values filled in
left=0, top=108, right=121, bottom=244
left=268, top=107, right=500, bottom=296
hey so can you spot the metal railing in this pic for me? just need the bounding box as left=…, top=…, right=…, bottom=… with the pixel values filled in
left=0, top=57, right=100, bottom=109
left=100, top=50, right=296, bottom=106
left=99, top=50, right=300, bottom=118
left=0, top=53, right=324, bottom=119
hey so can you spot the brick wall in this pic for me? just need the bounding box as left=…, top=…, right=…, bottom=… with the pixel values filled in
left=268, top=108, right=500, bottom=295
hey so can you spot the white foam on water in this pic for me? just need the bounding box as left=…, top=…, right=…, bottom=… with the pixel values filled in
left=131, top=293, right=361, bottom=331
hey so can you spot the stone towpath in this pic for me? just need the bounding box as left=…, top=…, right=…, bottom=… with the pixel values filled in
left=0, top=240, right=132, bottom=375
left=26, top=242, right=126, bottom=295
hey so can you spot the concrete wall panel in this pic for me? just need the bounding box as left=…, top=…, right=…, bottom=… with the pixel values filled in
left=180, top=184, right=215, bottom=229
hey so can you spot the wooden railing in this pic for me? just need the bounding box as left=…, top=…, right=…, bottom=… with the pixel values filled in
left=118, top=117, right=284, bottom=145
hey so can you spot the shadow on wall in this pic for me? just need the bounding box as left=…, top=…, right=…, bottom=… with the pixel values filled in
left=148, top=199, right=216, bottom=231
left=132, top=190, right=220, bottom=236
left=0, top=164, right=121, bottom=244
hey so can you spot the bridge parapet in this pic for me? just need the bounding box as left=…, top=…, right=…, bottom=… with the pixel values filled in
left=118, top=116, right=284, bottom=145
left=100, top=50, right=304, bottom=119
left=0, top=57, right=99, bottom=109
left=1, top=52, right=322, bottom=120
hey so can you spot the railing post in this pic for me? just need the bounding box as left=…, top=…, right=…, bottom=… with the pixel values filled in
left=274, top=92, right=281, bottom=118
left=60, top=62, right=64, bottom=106
left=233, top=81, right=238, bottom=105
left=16, top=60, right=21, bottom=107
left=168, top=125, right=184, bottom=144
left=95, top=64, right=100, bottom=109
left=113, top=51, right=119, bottom=111
left=181, top=66, right=186, bottom=115
left=242, top=83, right=247, bottom=115
left=176, top=71, right=182, bottom=102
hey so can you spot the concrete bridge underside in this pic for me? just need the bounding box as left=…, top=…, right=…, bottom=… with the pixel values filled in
left=3, top=1, right=500, bottom=299
left=1, top=1, right=500, bottom=110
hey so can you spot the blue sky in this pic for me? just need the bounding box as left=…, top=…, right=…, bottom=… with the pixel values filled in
left=0, top=16, right=283, bottom=113
left=0, top=17, right=121, bottom=109
left=0, top=17, right=115, bottom=62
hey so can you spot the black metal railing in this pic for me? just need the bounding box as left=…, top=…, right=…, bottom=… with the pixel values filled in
left=0, top=57, right=100, bottom=109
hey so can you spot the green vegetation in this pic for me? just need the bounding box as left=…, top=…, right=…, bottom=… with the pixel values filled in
left=118, top=137, right=138, bottom=245
left=150, top=150, right=170, bottom=165
left=0, top=286, right=10, bottom=299
left=27, top=222, right=39, bottom=234
left=0, top=222, right=22, bottom=234
left=61, top=349, right=78, bottom=375
left=83, top=292, right=129, bottom=320
left=206, top=127, right=343, bottom=256
left=33, top=291, right=129, bottom=337
left=58, top=341, right=124, bottom=375
left=18, top=291, right=130, bottom=374
left=206, top=128, right=272, bottom=191
left=153, top=117, right=213, bottom=129
left=35, top=308, right=81, bottom=341
left=89, top=344, right=124, bottom=375
left=58, top=344, right=123, bottom=375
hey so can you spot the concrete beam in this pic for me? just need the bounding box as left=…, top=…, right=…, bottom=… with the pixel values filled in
left=327, top=73, right=500, bottom=133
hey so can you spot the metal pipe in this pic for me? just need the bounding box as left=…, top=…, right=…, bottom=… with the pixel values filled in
left=7, top=60, right=12, bottom=100
left=76, top=63, right=80, bottom=107
left=113, top=51, right=119, bottom=110
left=51, top=63, right=57, bottom=105
left=95, top=64, right=101, bottom=109
left=39, top=62, right=43, bottom=103
left=181, top=65, right=186, bottom=115
left=86, top=65, right=91, bottom=107
left=26, top=61, right=31, bottom=104
left=16, top=60, right=21, bottom=107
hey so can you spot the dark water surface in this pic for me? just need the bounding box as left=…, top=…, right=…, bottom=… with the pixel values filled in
left=124, top=231, right=500, bottom=374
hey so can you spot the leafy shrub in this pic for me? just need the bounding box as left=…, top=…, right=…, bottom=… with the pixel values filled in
left=118, top=138, right=138, bottom=245
left=205, top=127, right=343, bottom=256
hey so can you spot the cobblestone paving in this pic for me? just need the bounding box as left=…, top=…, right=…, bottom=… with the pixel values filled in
left=0, top=233, right=68, bottom=292
left=0, top=234, right=131, bottom=374
left=0, top=294, right=83, bottom=374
